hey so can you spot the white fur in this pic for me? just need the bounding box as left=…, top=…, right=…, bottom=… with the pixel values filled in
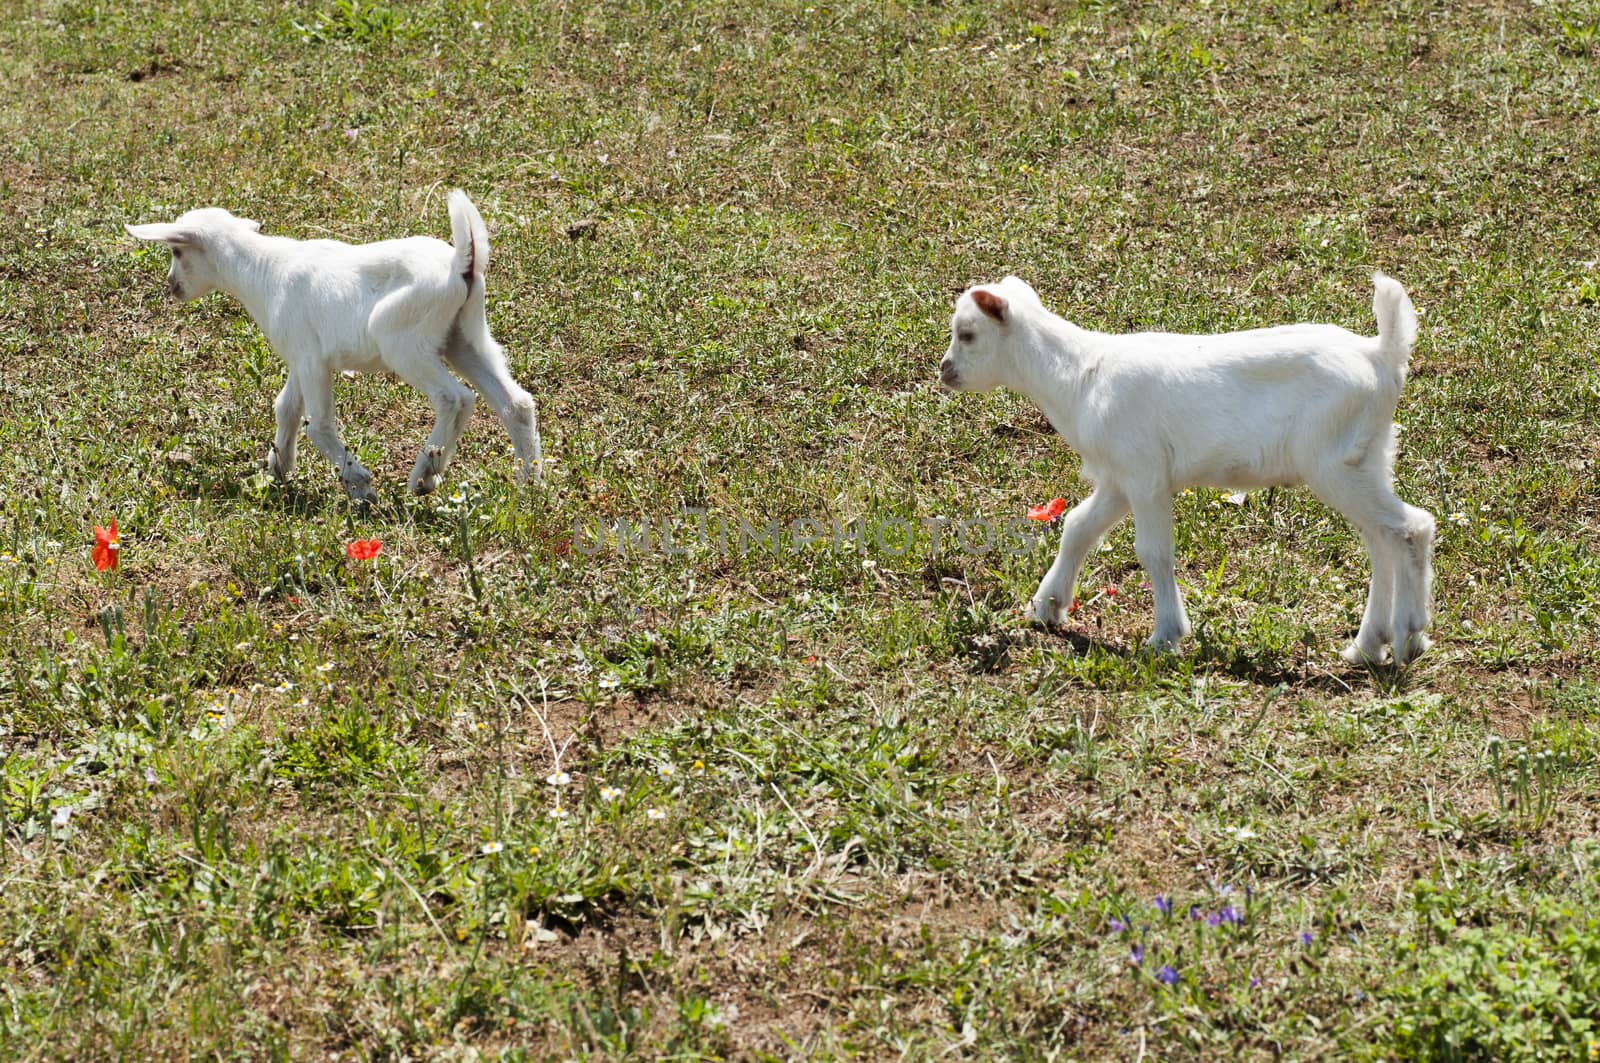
left=941, top=274, right=1434, bottom=665
left=126, top=190, right=542, bottom=502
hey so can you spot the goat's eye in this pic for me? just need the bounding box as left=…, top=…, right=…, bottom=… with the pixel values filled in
left=957, top=330, right=975, bottom=344
left=171, top=249, right=183, bottom=261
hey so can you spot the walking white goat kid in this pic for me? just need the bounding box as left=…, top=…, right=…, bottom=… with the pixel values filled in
left=127, top=190, right=542, bottom=502
left=940, top=275, right=1434, bottom=665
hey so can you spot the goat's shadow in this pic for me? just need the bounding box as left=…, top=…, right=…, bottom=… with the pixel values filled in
left=163, top=459, right=350, bottom=521
left=1030, top=623, right=1416, bottom=696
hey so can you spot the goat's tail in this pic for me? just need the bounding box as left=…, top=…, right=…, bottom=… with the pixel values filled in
left=1342, top=272, right=1418, bottom=467
left=1371, top=272, right=1418, bottom=378
left=448, top=189, right=490, bottom=293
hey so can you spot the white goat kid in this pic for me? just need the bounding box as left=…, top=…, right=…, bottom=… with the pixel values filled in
left=127, top=190, right=542, bottom=502
left=940, top=274, right=1434, bottom=665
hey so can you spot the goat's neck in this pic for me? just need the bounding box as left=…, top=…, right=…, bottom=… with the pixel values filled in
left=1009, top=312, right=1094, bottom=448
left=208, top=232, right=285, bottom=328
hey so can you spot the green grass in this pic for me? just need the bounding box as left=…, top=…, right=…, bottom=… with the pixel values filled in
left=3, top=0, right=1600, bottom=1057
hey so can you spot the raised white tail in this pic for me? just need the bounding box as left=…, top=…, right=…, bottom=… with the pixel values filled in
left=1371, top=272, right=1418, bottom=378
left=448, top=189, right=491, bottom=291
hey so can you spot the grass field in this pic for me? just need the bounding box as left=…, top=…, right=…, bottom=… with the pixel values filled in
left=3, top=0, right=1600, bottom=1058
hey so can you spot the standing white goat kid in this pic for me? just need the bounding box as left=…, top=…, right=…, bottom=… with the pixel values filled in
left=940, top=274, right=1434, bottom=665
left=127, top=190, right=542, bottom=502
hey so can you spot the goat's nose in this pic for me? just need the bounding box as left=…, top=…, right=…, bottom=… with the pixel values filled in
left=939, top=358, right=958, bottom=386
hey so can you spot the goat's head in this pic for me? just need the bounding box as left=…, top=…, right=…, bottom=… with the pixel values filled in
left=126, top=208, right=260, bottom=302
left=940, top=276, right=1039, bottom=393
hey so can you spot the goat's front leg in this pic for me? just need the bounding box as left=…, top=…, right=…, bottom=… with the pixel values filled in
left=297, top=366, right=377, bottom=504
left=267, top=374, right=303, bottom=482
left=1026, top=487, right=1129, bottom=624
left=1130, top=494, right=1190, bottom=652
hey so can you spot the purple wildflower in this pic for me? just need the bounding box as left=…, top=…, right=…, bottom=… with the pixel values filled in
left=1189, top=905, right=1203, bottom=922
left=1130, top=943, right=1144, bottom=966
left=1109, top=917, right=1128, bottom=934
left=1216, top=905, right=1243, bottom=926
left=1300, top=930, right=1315, bottom=947
left=1250, top=977, right=1261, bottom=990
left=1154, top=895, right=1173, bottom=916
left=1156, top=965, right=1180, bottom=986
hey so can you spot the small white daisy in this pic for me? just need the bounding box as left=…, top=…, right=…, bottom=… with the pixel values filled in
left=598, top=674, right=621, bottom=691
left=645, top=807, right=666, bottom=821
left=480, top=841, right=504, bottom=855
left=656, top=764, right=676, bottom=779
left=546, top=770, right=572, bottom=787
left=599, top=786, right=623, bottom=802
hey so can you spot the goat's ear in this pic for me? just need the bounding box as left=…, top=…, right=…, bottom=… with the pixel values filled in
left=124, top=222, right=201, bottom=247
left=972, top=288, right=1009, bottom=323
left=1001, top=275, right=1038, bottom=299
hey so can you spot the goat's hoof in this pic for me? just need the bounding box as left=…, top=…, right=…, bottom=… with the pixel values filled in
left=1340, top=641, right=1392, bottom=666
left=411, top=447, right=445, bottom=495
left=1025, top=594, right=1070, bottom=626
left=1392, top=632, right=1432, bottom=666
left=342, top=470, right=377, bottom=505
left=1141, top=634, right=1183, bottom=655
left=266, top=450, right=293, bottom=482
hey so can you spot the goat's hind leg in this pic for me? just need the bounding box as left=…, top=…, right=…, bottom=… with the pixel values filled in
left=445, top=334, right=541, bottom=483
left=1313, top=466, right=1433, bottom=665
left=385, top=343, right=476, bottom=496
left=1389, top=501, right=1435, bottom=665
left=1339, top=524, right=1398, bottom=665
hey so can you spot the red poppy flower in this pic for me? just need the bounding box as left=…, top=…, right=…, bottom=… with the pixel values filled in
left=1102, top=584, right=1118, bottom=598
left=1027, top=498, right=1068, bottom=522
left=345, top=538, right=383, bottom=560
left=1068, top=599, right=1081, bottom=615
left=92, top=521, right=120, bottom=572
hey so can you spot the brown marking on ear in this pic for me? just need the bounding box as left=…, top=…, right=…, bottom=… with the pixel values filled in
left=972, top=288, right=1009, bottom=323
